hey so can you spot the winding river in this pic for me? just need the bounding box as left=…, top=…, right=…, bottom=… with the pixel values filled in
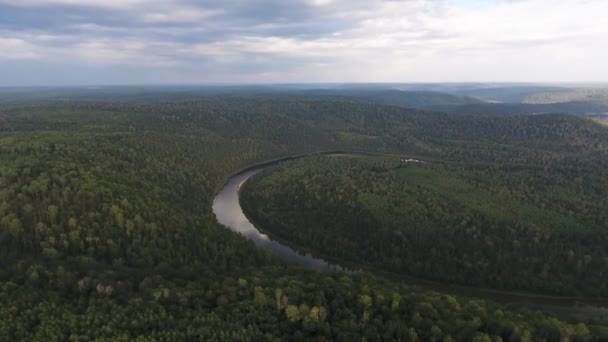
left=212, top=152, right=608, bottom=321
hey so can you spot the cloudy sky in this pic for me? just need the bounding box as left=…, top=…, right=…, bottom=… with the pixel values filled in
left=0, top=0, right=606, bottom=85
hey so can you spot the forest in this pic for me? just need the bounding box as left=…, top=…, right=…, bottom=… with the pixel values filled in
left=0, top=91, right=607, bottom=340
left=241, top=155, right=608, bottom=296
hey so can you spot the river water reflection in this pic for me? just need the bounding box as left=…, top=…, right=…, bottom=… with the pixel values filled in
left=213, top=168, right=346, bottom=271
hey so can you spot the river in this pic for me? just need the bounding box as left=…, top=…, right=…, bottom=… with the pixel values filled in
left=212, top=152, right=608, bottom=321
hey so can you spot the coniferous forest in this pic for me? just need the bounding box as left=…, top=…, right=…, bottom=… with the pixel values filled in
left=0, top=90, right=607, bottom=340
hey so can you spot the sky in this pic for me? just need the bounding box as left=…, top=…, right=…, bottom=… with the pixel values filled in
left=0, top=0, right=606, bottom=85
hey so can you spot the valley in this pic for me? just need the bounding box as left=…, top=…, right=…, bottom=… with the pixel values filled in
left=0, top=89, right=607, bottom=340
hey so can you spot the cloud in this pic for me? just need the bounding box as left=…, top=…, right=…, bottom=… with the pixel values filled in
left=140, top=7, right=222, bottom=24
left=0, top=37, right=39, bottom=60
left=0, top=0, right=606, bottom=84
left=0, top=0, right=150, bottom=9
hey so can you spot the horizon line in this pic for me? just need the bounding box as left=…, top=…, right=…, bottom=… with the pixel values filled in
left=1, top=81, right=608, bottom=89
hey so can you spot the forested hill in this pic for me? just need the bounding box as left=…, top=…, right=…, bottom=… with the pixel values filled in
left=299, top=89, right=484, bottom=110
left=443, top=102, right=608, bottom=117
left=417, top=113, right=608, bottom=147
left=6, top=94, right=605, bottom=157
left=293, top=87, right=608, bottom=116
left=524, top=88, right=608, bottom=106
left=0, top=92, right=607, bottom=340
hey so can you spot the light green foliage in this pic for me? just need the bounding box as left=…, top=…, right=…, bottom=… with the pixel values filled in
left=253, top=287, right=267, bottom=307
left=285, top=305, right=301, bottom=322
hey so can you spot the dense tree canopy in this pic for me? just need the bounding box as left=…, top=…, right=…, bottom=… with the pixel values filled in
left=242, top=155, right=608, bottom=297
left=0, top=92, right=606, bottom=340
